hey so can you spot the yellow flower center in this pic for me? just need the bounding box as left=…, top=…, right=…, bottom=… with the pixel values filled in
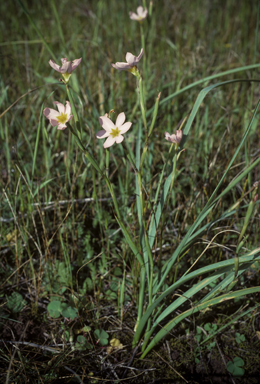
left=111, top=126, right=120, bottom=138
left=57, top=112, right=68, bottom=124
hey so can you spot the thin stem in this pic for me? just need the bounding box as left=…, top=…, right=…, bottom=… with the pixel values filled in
left=140, top=22, right=147, bottom=105
left=136, top=266, right=146, bottom=328
left=66, top=125, right=144, bottom=267
left=124, top=140, right=153, bottom=327
left=136, top=73, right=147, bottom=135
left=148, top=142, right=175, bottom=236
left=83, top=148, right=144, bottom=268
left=66, top=84, right=82, bottom=140
left=136, top=172, right=154, bottom=308
left=157, top=149, right=178, bottom=283
left=140, top=92, right=161, bottom=171
left=105, top=149, right=109, bottom=178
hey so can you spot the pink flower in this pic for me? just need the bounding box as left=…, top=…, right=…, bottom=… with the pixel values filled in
left=49, top=58, right=82, bottom=82
left=96, top=112, right=132, bottom=148
left=112, top=49, right=143, bottom=71
left=43, top=101, right=73, bottom=130
left=165, top=130, right=183, bottom=145
left=129, top=6, right=148, bottom=22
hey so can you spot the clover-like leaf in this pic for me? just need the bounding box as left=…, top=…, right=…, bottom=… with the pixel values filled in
left=114, top=267, right=122, bottom=276
left=47, top=300, right=62, bottom=318
left=61, top=304, right=78, bottom=320
left=204, top=322, right=217, bottom=333
left=235, top=332, right=245, bottom=344
left=227, top=357, right=245, bottom=376
left=105, top=290, right=117, bottom=300
left=75, top=335, right=93, bottom=351
left=94, top=329, right=109, bottom=346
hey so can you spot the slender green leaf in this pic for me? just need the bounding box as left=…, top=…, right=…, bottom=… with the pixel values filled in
left=141, top=287, right=260, bottom=358
left=148, top=65, right=260, bottom=116
left=156, top=82, right=260, bottom=293
left=133, top=248, right=260, bottom=347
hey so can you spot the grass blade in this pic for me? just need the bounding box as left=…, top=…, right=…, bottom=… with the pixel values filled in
left=141, top=286, right=260, bottom=358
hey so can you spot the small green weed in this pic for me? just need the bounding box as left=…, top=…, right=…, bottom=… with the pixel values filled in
left=94, top=329, right=109, bottom=346
left=75, top=335, right=93, bottom=351
left=47, top=300, right=78, bottom=320
left=235, top=332, right=246, bottom=344
left=227, top=356, right=245, bottom=376
left=6, top=292, right=27, bottom=313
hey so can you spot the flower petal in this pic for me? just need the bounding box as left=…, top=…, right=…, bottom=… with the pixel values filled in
left=164, top=130, right=182, bottom=144
left=96, top=130, right=110, bottom=139
left=129, top=12, right=139, bottom=20
left=165, top=132, right=171, bottom=141
left=136, top=48, right=143, bottom=62
left=111, top=63, right=120, bottom=70
left=137, top=6, right=148, bottom=18
left=71, top=58, right=82, bottom=71
left=126, top=48, right=143, bottom=65
left=99, top=116, right=115, bottom=131
left=54, top=101, right=65, bottom=114
left=104, top=136, right=116, bottom=148
left=43, top=107, right=60, bottom=120
left=137, top=6, right=144, bottom=16
left=167, top=135, right=177, bottom=143
left=119, top=122, right=132, bottom=134
left=126, top=52, right=136, bottom=65
left=176, top=130, right=183, bottom=143
left=49, top=60, right=62, bottom=73
left=57, top=123, right=67, bottom=130
left=60, top=58, right=72, bottom=73
left=50, top=119, right=59, bottom=127
left=64, top=101, right=71, bottom=116
left=115, top=135, right=124, bottom=144
left=115, top=112, right=126, bottom=128
left=112, top=62, right=132, bottom=70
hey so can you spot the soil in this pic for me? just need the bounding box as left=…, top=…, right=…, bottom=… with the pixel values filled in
left=1, top=306, right=260, bottom=384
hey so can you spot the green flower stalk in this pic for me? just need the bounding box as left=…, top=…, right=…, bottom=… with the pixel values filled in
left=140, top=92, right=161, bottom=170
left=129, top=5, right=150, bottom=105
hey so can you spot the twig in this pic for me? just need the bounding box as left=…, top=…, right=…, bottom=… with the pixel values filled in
left=121, top=345, right=139, bottom=379
left=1, top=340, right=62, bottom=354
left=154, top=350, right=188, bottom=383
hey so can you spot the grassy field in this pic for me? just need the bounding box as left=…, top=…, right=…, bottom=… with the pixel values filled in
left=1, top=0, right=260, bottom=382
